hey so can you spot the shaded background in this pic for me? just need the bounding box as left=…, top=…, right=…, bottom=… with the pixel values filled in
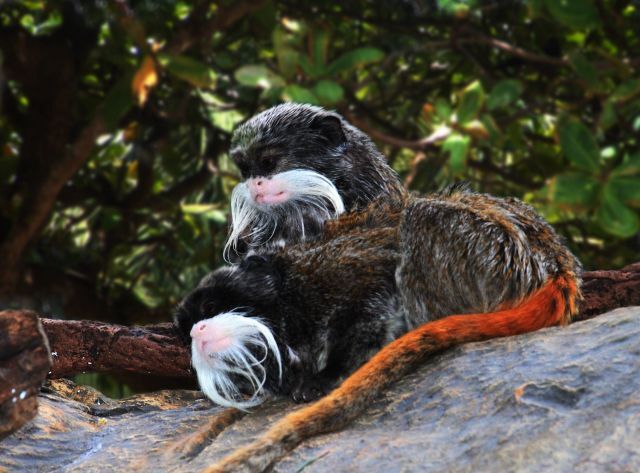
left=0, top=0, right=639, bottom=331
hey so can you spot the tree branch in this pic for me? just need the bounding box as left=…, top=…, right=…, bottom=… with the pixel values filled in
left=42, top=319, right=191, bottom=379
left=0, top=112, right=106, bottom=290
left=344, top=112, right=451, bottom=151
left=28, top=263, right=639, bottom=380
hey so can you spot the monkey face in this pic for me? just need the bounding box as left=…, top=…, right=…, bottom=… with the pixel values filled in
left=225, top=103, right=350, bottom=258
left=190, top=311, right=283, bottom=409
left=224, top=169, right=345, bottom=259
left=174, top=258, right=294, bottom=408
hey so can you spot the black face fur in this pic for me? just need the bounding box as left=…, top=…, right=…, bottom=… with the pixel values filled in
left=173, top=257, right=281, bottom=344
left=229, top=102, right=403, bottom=212
left=174, top=258, right=299, bottom=398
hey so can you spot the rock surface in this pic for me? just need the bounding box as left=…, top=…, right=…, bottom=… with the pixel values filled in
left=1, top=306, right=639, bottom=472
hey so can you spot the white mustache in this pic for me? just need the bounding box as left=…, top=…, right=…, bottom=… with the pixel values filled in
left=191, top=312, right=282, bottom=410
left=224, top=169, right=345, bottom=262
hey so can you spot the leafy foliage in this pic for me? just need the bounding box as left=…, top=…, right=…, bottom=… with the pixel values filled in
left=0, top=0, right=639, bottom=323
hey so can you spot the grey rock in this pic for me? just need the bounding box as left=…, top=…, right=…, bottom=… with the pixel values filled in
left=1, top=307, right=639, bottom=473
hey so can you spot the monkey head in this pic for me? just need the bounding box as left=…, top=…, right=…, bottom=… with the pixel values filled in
left=174, top=256, right=297, bottom=409
left=225, top=103, right=403, bottom=258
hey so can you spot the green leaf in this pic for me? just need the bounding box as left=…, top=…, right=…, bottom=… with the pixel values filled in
left=552, top=172, right=600, bottom=205
left=609, top=176, right=640, bottom=206
left=31, top=11, right=62, bottom=36
left=596, top=186, right=639, bottom=238
left=487, top=79, right=523, bottom=110
left=102, top=74, right=133, bottom=129
left=479, top=114, right=502, bottom=143
left=327, top=47, right=384, bottom=76
left=442, top=133, right=470, bottom=175
left=273, top=26, right=303, bottom=79
left=174, top=2, right=192, bottom=20
left=543, top=0, right=600, bottom=29
left=568, top=51, right=601, bottom=90
left=210, top=110, right=245, bottom=133
left=158, top=54, right=217, bottom=88
left=435, top=98, right=452, bottom=121
left=133, top=280, right=163, bottom=308
left=311, top=29, right=330, bottom=68
left=437, top=0, right=470, bottom=16
left=312, top=80, right=344, bottom=105
left=282, top=85, right=319, bottom=104
left=557, top=116, right=600, bottom=172
left=611, top=79, right=640, bottom=101
left=181, top=204, right=227, bottom=224
left=234, top=65, right=285, bottom=89
left=457, top=81, right=485, bottom=125
left=612, top=152, right=640, bottom=177
left=297, top=55, right=319, bottom=78
left=599, top=99, right=617, bottom=130
left=275, top=47, right=299, bottom=80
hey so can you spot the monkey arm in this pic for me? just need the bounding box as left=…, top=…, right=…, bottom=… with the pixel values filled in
left=202, top=274, right=580, bottom=473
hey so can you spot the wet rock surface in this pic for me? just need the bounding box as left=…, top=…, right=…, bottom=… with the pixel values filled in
left=1, top=306, right=639, bottom=472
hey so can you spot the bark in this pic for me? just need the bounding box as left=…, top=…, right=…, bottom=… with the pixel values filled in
left=0, top=310, right=51, bottom=439
left=41, top=319, right=192, bottom=379
left=576, top=262, right=640, bottom=321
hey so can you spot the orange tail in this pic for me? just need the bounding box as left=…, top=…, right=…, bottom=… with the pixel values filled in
left=204, top=274, right=580, bottom=473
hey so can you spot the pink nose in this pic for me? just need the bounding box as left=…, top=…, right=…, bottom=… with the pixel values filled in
left=248, top=177, right=289, bottom=205
left=191, top=321, right=234, bottom=353
left=191, top=321, right=214, bottom=339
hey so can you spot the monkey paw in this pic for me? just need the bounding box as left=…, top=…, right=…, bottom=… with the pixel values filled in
left=291, top=377, right=332, bottom=403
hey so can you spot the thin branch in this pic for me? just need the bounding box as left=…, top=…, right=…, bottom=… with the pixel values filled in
left=467, top=157, right=541, bottom=189
left=465, top=34, right=567, bottom=66
left=344, top=112, right=451, bottom=151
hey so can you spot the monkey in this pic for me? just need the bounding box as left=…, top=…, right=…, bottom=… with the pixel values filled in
left=174, top=200, right=403, bottom=407
left=224, top=103, right=406, bottom=259
left=173, top=186, right=581, bottom=472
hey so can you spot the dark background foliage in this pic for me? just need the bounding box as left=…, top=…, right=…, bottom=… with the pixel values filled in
left=1, top=0, right=639, bottom=328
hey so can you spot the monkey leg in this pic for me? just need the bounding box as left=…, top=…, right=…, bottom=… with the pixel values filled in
left=167, top=408, right=245, bottom=459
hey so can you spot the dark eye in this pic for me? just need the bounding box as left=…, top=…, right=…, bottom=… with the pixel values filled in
left=236, top=161, right=250, bottom=179
left=201, top=300, right=218, bottom=317
left=261, top=155, right=279, bottom=175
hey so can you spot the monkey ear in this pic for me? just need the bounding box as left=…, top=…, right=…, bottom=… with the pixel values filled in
left=310, top=114, right=346, bottom=148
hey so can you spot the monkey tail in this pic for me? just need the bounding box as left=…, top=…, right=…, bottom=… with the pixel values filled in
left=203, top=273, right=580, bottom=473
